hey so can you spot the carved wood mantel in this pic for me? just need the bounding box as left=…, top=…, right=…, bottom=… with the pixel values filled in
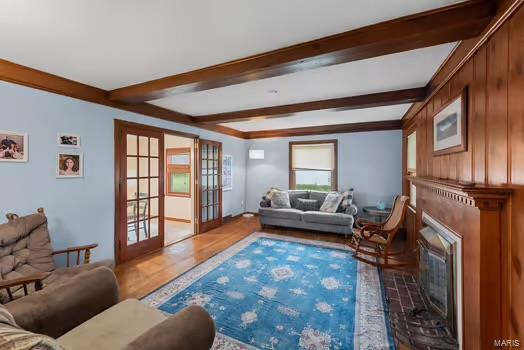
left=406, top=176, right=512, bottom=349
left=408, top=176, right=512, bottom=210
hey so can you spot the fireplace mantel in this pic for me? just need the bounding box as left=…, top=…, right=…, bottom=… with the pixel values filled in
left=407, top=176, right=512, bottom=210
left=405, top=175, right=512, bottom=349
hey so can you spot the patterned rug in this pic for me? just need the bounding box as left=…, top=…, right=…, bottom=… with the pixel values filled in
left=143, top=233, right=393, bottom=349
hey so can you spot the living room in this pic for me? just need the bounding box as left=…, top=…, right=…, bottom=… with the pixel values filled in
left=0, top=1, right=523, bottom=349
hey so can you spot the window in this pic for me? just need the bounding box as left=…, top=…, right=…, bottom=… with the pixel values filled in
left=290, top=141, right=337, bottom=191
left=407, top=131, right=417, bottom=207
left=166, top=148, right=191, bottom=197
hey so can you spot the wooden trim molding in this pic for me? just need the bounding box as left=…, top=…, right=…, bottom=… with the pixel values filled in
left=108, top=1, right=494, bottom=103
left=194, top=88, right=427, bottom=124
left=244, top=120, right=401, bottom=139
left=408, top=176, right=512, bottom=209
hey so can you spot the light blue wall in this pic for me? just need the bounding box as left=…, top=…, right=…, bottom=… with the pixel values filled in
left=245, top=131, right=403, bottom=212
left=0, top=80, right=402, bottom=263
left=0, top=81, right=247, bottom=262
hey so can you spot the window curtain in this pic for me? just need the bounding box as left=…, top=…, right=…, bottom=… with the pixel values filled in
left=291, top=143, right=335, bottom=170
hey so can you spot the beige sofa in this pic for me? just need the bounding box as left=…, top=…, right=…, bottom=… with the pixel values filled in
left=3, top=267, right=215, bottom=350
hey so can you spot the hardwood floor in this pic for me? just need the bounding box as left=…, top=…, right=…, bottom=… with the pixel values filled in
left=115, top=215, right=349, bottom=299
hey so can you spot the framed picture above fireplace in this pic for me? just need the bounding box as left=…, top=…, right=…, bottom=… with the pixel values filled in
left=433, top=88, right=468, bottom=156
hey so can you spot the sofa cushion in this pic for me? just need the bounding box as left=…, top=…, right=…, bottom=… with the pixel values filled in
left=295, top=198, right=318, bottom=211
left=302, top=211, right=353, bottom=226
left=320, top=193, right=344, bottom=213
left=44, top=259, right=114, bottom=287
left=288, top=190, right=309, bottom=208
left=309, top=191, right=329, bottom=204
left=270, top=191, right=291, bottom=208
left=259, top=208, right=303, bottom=221
left=57, top=299, right=166, bottom=350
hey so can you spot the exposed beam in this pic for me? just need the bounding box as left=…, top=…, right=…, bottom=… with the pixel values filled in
left=244, top=120, right=401, bottom=139
left=109, top=0, right=495, bottom=104
left=0, top=59, right=244, bottom=138
left=194, top=88, right=426, bottom=124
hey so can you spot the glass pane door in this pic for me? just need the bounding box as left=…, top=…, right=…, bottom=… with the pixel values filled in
left=117, top=123, right=164, bottom=263
left=199, top=140, right=222, bottom=232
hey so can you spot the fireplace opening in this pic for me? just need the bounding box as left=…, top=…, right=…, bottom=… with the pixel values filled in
left=419, top=225, right=455, bottom=335
left=418, top=212, right=463, bottom=347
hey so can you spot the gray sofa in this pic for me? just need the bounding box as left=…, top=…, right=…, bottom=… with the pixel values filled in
left=259, top=190, right=358, bottom=237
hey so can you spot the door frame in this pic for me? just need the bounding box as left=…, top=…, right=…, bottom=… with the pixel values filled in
left=114, top=119, right=200, bottom=265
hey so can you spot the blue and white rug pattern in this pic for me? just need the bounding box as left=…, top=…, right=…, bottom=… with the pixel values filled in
left=143, top=233, right=392, bottom=349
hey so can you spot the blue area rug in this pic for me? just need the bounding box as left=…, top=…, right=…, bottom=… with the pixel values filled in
left=143, top=233, right=392, bottom=349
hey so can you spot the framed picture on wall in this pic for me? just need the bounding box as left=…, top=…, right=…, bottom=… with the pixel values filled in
left=0, top=130, right=28, bottom=162
left=57, top=133, right=80, bottom=148
left=433, top=88, right=468, bottom=156
left=57, top=152, right=83, bottom=178
left=223, top=154, right=233, bottom=191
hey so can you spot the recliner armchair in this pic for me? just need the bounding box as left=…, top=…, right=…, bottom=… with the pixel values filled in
left=2, top=266, right=215, bottom=350
left=0, top=208, right=113, bottom=302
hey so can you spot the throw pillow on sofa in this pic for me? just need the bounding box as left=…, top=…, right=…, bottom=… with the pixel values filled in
left=320, top=193, right=344, bottom=213
left=296, top=198, right=318, bottom=211
left=271, top=190, right=291, bottom=208
left=337, top=188, right=354, bottom=212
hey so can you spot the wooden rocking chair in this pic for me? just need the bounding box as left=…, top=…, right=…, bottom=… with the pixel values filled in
left=350, top=195, right=410, bottom=268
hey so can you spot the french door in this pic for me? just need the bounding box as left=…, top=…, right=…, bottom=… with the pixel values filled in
left=199, top=139, right=222, bottom=233
left=116, top=122, right=164, bottom=262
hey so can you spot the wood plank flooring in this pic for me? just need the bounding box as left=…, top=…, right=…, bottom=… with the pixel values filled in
left=115, top=216, right=348, bottom=299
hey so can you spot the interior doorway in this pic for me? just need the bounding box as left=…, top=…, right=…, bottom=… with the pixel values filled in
left=115, top=120, right=224, bottom=263
left=164, top=134, right=196, bottom=245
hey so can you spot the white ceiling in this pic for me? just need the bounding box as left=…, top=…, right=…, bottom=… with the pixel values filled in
left=221, top=104, right=412, bottom=132
left=0, top=0, right=462, bottom=90
left=152, top=44, right=456, bottom=116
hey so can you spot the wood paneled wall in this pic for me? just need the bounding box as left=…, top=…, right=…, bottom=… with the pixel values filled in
left=403, top=4, right=524, bottom=344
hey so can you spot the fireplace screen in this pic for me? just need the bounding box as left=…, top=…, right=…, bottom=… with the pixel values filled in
left=418, top=226, right=454, bottom=330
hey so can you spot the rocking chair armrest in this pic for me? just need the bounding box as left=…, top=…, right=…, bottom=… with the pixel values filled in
left=355, top=218, right=382, bottom=228
left=354, top=225, right=387, bottom=240
left=52, top=243, right=98, bottom=255
left=0, top=272, right=51, bottom=297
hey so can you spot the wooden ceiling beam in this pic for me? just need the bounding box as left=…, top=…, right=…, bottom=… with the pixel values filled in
left=109, top=0, right=495, bottom=104
left=0, top=59, right=245, bottom=138
left=244, top=120, right=402, bottom=139
left=194, top=87, right=426, bottom=124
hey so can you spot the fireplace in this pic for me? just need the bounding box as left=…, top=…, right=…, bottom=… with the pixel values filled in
left=418, top=212, right=463, bottom=347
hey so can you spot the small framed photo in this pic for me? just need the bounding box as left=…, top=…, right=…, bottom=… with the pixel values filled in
left=57, top=152, right=83, bottom=178
left=0, top=130, right=28, bottom=162
left=57, top=133, right=80, bottom=148
left=433, top=88, right=468, bottom=156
